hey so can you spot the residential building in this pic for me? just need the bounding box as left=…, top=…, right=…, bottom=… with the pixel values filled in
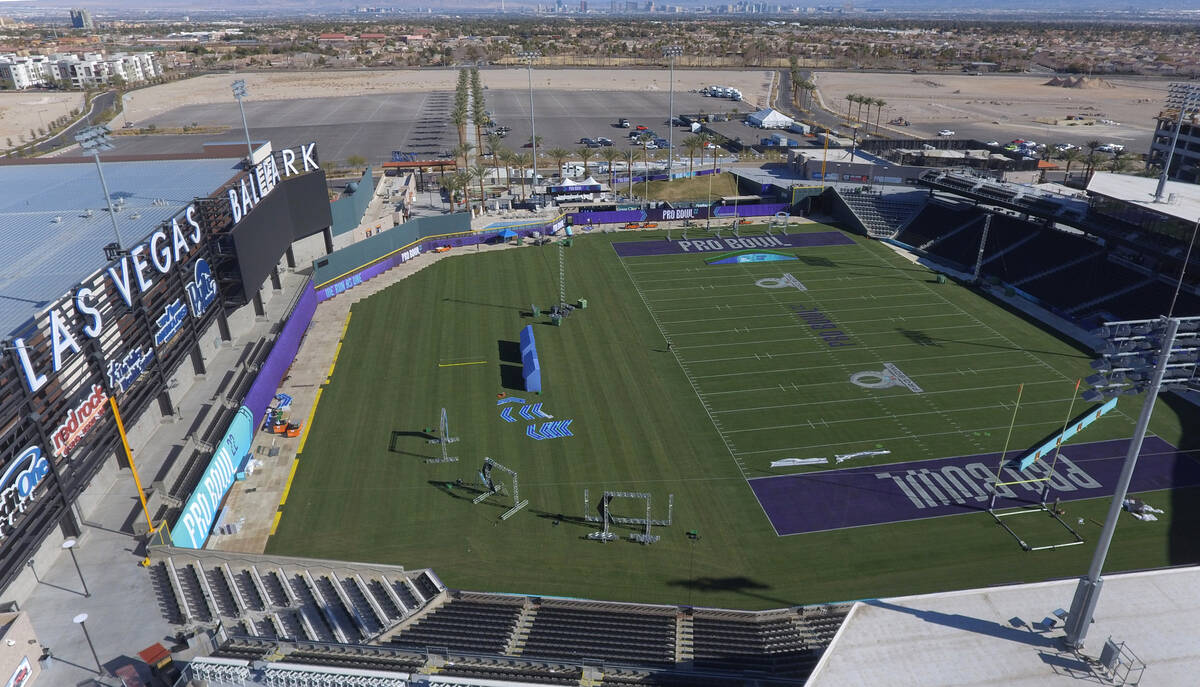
left=69, top=8, right=93, bottom=30
left=0, top=51, right=161, bottom=90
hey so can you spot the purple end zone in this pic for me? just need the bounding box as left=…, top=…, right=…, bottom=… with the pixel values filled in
left=612, top=232, right=855, bottom=257
left=749, top=437, right=1200, bottom=536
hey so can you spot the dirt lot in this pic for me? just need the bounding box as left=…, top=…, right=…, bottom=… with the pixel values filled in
left=122, top=69, right=774, bottom=125
left=0, top=91, right=85, bottom=146
left=813, top=71, right=1168, bottom=150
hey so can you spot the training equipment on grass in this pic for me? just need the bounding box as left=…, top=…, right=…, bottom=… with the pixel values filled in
left=520, top=325, right=542, bottom=393
left=987, top=381, right=1090, bottom=551
left=583, top=489, right=673, bottom=544
left=526, top=420, right=573, bottom=440
left=425, top=408, right=460, bottom=464
left=558, top=238, right=567, bottom=310
left=768, top=211, right=789, bottom=235
left=472, top=457, right=528, bottom=520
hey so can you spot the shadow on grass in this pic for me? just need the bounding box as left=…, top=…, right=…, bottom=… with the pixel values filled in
left=428, top=479, right=486, bottom=500
left=442, top=297, right=525, bottom=312
left=797, top=256, right=837, bottom=268
left=666, top=575, right=801, bottom=608
left=1162, top=394, right=1200, bottom=566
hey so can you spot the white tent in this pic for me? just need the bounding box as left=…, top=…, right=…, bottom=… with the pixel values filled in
left=580, top=176, right=604, bottom=188
left=558, top=177, right=578, bottom=186
left=747, top=108, right=794, bottom=129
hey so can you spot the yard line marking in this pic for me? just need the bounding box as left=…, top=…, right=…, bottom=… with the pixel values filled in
left=721, top=396, right=1078, bottom=434
left=686, top=340, right=1014, bottom=365
left=693, top=360, right=1047, bottom=381
left=731, top=418, right=1083, bottom=456
left=710, top=380, right=1065, bottom=411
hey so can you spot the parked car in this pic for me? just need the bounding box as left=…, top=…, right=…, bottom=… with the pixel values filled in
left=1097, top=143, right=1125, bottom=153
left=1054, top=143, right=1079, bottom=152
left=596, top=137, right=614, bottom=146
left=937, top=129, right=955, bottom=136
left=580, top=137, right=594, bottom=145
left=985, top=140, right=1001, bottom=147
left=618, top=118, right=631, bottom=128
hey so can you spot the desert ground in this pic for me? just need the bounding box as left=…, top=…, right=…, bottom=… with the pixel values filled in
left=813, top=71, right=1169, bottom=151
left=0, top=91, right=85, bottom=145
left=122, top=68, right=774, bottom=125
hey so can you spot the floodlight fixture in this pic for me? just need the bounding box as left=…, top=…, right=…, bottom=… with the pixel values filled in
left=1066, top=314, right=1200, bottom=648
left=1154, top=82, right=1200, bottom=202
left=231, top=79, right=254, bottom=158
left=517, top=51, right=542, bottom=186
left=75, top=125, right=124, bottom=254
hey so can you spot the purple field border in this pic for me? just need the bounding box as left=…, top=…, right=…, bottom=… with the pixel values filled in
left=612, top=231, right=854, bottom=257
left=749, top=437, right=1200, bottom=536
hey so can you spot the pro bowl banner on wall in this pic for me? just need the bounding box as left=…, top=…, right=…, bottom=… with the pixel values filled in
left=171, top=406, right=254, bottom=548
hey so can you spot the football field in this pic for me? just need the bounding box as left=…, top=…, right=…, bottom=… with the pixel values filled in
left=268, top=223, right=1200, bottom=609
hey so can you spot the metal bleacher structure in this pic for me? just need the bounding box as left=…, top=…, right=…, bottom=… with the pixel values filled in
left=883, top=171, right=1200, bottom=322
left=150, top=547, right=850, bottom=686
left=829, top=188, right=929, bottom=238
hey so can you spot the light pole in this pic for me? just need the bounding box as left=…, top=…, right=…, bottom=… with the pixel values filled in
left=1153, top=83, right=1200, bottom=202
left=231, top=79, right=254, bottom=159
left=517, top=51, right=541, bottom=194
left=74, top=125, right=124, bottom=258
left=73, top=613, right=103, bottom=675
left=664, top=46, right=682, bottom=177
left=61, top=539, right=89, bottom=597
left=1063, top=315, right=1200, bottom=648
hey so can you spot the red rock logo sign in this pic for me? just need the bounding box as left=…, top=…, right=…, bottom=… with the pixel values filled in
left=51, top=384, right=108, bottom=458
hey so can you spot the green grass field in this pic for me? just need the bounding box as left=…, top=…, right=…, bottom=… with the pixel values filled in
left=268, top=224, right=1200, bottom=610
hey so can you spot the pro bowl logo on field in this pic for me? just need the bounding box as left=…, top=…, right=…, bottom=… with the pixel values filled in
left=0, top=446, right=50, bottom=539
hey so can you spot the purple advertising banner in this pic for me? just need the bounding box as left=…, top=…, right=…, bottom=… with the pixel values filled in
left=749, top=437, right=1200, bottom=536
left=241, top=281, right=318, bottom=428
left=569, top=203, right=791, bottom=228
left=611, top=231, right=855, bottom=257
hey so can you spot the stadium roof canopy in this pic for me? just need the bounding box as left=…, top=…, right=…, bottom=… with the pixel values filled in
left=1087, top=171, right=1200, bottom=224
left=806, top=565, right=1200, bottom=687
left=0, top=157, right=242, bottom=337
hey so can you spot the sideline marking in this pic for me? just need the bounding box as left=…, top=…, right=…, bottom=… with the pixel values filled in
left=438, top=360, right=488, bottom=367
left=279, top=458, right=300, bottom=506
left=296, top=387, right=323, bottom=455
left=269, top=511, right=283, bottom=536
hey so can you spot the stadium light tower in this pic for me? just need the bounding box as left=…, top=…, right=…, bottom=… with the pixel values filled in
left=74, top=125, right=125, bottom=259
left=517, top=51, right=541, bottom=191
left=231, top=79, right=254, bottom=159
left=664, top=46, right=683, bottom=174
left=1154, top=82, right=1200, bottom=202
left=1064, top=314, right=1200, bottom=648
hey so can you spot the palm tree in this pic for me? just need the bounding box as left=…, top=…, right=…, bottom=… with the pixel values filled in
left=1084, top=140, right=1102, bottom=178
left=1110, top=149, right=1132, bottom=173
left=473, top=107, right=489, bottom=154
left=577, top=146, right=595, bottom=177
left=545, top=147, right=570, bottom=181
left=453, top=170, right=473, bottom=213
left=486, top=133, right=505, bottom=179
left=441, top=174, right=462, bottom=211
left=855, top=94, right=869, bottom=124
left=599, top=147, right=621, bottom=189
left=844, top=93, right=854, bottom=123
left=515, top=152, right=532, bottom=199
left=471, top=164, right=489, bottom=211
left=453, top=143, right=475, bottom=170
left=682, top=135, right=703, bottom=174
left=1061, top=148, right=1082, bottom=177
left=451, top=103, right=468, bottom=150
left=621, top=148, right=637, bottom=198
left=873, top=98, right=886, bottom=135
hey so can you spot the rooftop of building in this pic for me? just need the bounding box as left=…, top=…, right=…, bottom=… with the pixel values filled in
left=807, top=565, right=1200, bottom=687
left=1087, top=171, right=1200, bottom=224
left=0, top=156, right=242, bottom=336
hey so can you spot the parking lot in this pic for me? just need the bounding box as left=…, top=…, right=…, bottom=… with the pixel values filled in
left=106, top=88, right=737, bottom=168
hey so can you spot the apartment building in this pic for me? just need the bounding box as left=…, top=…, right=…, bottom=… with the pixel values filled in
left=0, top=51, right=161, bottom=90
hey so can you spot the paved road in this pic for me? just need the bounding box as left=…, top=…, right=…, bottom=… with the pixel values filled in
left=33, top=89, right=116, bottom=153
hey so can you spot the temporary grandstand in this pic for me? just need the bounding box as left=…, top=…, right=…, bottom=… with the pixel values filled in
left=151, top=547, right=850, bottom=686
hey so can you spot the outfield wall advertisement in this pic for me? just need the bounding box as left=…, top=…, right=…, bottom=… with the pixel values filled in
left=241, top=283, right=318, bottom=430
left=171, top=406, right=254, bottom=549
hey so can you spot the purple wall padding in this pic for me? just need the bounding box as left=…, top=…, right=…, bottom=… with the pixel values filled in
left=241, top=281, right=318, bottom=428
left=713, top=203, right=790, bottom=217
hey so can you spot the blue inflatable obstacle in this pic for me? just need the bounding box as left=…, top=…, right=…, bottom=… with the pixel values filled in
left=520, top=325, right=542, bottom=393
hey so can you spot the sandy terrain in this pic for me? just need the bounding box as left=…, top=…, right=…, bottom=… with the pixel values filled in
left=123, top=69, right=774, bottom=125
left=813, top=71, right=1167, bottom=148
left=0, top=91, right=85, bottom=145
